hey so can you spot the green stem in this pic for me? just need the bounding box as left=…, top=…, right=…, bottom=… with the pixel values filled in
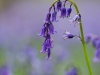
left=51, top=0, right=58, bottom=6
left=68, top=0, right=93, bottom=75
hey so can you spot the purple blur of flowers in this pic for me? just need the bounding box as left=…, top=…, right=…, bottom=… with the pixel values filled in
left=45, top=12, right=51, bottom=23
left=39, top=23, right=46, bottom=37
left=0, top=65, right=12, bottom=75
left=17, top=46, right=38, bottom=64
left=93, top=39, right=100, bottom=62
left=96, top=39, right=100, bottom=49
left=91, top=37, right=99, bottom=48
left=53, top=45, right=69, bottom=62
left=52, top=11, right=57, bottom=22
left=30, top=71, right=38, bottom=75
left=41, top=60, right=53, bottom=75
left=85, top=34, right=92, bottom=44
left=85, top=34, right=99, bottom=48
left=93, top=48, right=100, bottom=62
left=66, top=7, right=72, bottom=18
left=56, top=0, right=62, bottom=11
left=64, top=66, right=78, bottom=75
left=85, top=34, right=100, bottom=62
left=60, top=7, right=67, bottom=18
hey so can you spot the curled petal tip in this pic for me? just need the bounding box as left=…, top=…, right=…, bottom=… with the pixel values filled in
left=63, top=36, right=67, bottom=40
left=40, top=50, right=46, bottom=54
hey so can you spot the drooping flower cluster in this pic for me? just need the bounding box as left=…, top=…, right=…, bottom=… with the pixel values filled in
left=39, top=0, right=81, bottom=59
left=39, top=22, right=54, bottom=59
left=85, top=34, right=100, bottom=62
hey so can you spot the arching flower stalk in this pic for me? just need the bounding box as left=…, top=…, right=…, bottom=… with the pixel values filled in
left=38, top=0, right=93, bottom=75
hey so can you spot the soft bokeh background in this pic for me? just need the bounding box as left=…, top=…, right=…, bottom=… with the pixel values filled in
left=0, top=0, right=100, bottom=75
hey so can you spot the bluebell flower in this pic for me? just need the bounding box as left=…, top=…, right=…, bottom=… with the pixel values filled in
left=92, top=38, right=100, bottom=62
left=63, top=30, right=82, bottom=41
left=56, top=0, right=62, bottom=11
left=39, top=23, right=46, bottom=37
left=46, top=34, right=52, bottom=48
left=63, top=30, right=74, bottom=40
left=93, top=48, right=100, bottom=62
left=41, top=42, right=47, bottom=53
left=85, top=34, right=92, bottom=44
left=48, top=22, right=56, bottom=34
left=60, top=7, right=67, bottom=18
left=64, top=66, right=78, bottom=75
left=41, top=34, right=51, bottom=53
left=85, top=34, right=100, bottom=62
left=91, top=37, right=99, bottom=48
left=52, top=11, right=57, bottom=22
left=85, top=34, right=99, bottom=48
left=96, top=39, right=100, bottom=48
left=66, top=7, right=72, bottom=18
left=45, top=12, right=51, bottom=23
left=40, top=34, right=53, bottom=59
left=69, top=14, right=81, bottom=26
